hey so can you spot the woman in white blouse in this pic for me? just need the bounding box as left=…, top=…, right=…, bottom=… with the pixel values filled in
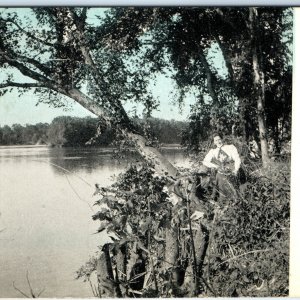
left=203, top=132, right=241, bottom=201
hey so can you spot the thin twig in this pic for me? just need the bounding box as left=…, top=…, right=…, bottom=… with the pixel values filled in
left=228, top=243, right=235, bottom=258
left=13, top=271, right=45, bottom=298
left=218, top=248, right=272, bottom=266
left=2, top=17, right=56, bottom=47
left=31, top=159, right=92, bottom=187
left=26, top=271, right=35, bottom=297
left=37, top=288, right=46, bottom=298
left=12, top=281, right=30, bottom=298
left=88, top=278, right=97, bottom=297
left=185, top=187, right=199, bottom=292
left=128, top=288, right=143, bottom=295
left=143, top=271, right=153, bottom=290
left=65, top=174, right=94, bottom=212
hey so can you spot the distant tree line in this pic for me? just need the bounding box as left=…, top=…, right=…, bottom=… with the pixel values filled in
left=133, top=117, right=187, bottom=145
left=0, top=116, right=187, bottom=146
left=0, top=123, right=49, bottom=145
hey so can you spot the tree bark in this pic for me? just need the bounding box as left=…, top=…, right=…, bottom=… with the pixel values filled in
left=249, top=7, right=270, bottom=167
left=164, top=222, right=181, bottom=289
left=62, top=88, right=178, bottom=177
left=198, top=48, right=220, bottom=107
left=54, top=9, right=179, bottom=177
left=97, top=248, right=116, bottom=298
left=214, top=34, right=235, bottom=84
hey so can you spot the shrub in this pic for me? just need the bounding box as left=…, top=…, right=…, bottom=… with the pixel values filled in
left=77, top=160, right=290, bottom=297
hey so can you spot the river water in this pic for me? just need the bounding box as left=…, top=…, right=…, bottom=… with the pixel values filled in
left=0, top=146, right=189, bottom=298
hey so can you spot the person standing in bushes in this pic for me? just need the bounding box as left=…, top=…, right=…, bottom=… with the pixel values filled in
left=203, top=132, right=245, bottom=201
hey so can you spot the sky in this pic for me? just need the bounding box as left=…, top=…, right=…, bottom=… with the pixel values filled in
left=0, top=7, right=228, bottom=126
left=0, top=6, right=299, bottom=296
left=0, top=75, right=195, bottom=126
left=0, top=74, right=202, bottom=126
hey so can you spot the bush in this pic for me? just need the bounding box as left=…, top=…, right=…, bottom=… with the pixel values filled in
left=206, top=162, right=289, bottom=296
left=77, top=160, right=290, bottom=297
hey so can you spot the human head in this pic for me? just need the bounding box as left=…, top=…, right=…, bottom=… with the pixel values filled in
left=212, top=132, right=223, bottom=148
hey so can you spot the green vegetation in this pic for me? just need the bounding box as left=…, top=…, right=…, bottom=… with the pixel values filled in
left=0, top=7, right=292, bottom=298
left=0, top=117, right=187, bottom=146
left=76, top=159, right=290, bottom=297
left=0, top=123, right=49, bottom=145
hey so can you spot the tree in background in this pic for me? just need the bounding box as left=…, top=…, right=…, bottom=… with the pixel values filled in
left=0, top=123, right=49, bottom=145
left=0, top=7, right=292, bottom=297
left=0, top=117, right=185, bottom=146
left=0, top=7, right=177, bottom=176
left=0, top=7, right=292, bottom=164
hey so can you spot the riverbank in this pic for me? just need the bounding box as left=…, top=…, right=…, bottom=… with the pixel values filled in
left=0, top=143, right=184, bottom=150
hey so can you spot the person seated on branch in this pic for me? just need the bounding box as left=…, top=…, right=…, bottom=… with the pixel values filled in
left=203, top=132, right=244, bottom=201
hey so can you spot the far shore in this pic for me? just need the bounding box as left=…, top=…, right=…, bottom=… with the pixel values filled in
left=0, top=143, right=184, bottom=150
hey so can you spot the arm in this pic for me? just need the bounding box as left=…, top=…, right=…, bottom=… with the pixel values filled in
left=203, top=149, right=219, bottom=169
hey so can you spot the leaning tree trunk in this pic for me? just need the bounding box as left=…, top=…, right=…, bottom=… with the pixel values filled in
left=249, top=7, right=270, bottom=167
left=63, top=88, right=179, bottom=178
left=57, top=9, right=179, bottom=178
left=56, top=9, right=212, bottom=297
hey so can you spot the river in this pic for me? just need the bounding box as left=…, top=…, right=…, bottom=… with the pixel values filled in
left=0, top=146, right=189, bottom=298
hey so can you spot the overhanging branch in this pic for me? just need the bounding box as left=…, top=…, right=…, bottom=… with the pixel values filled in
left=0, top=52, right=55, bottom=84
left=15, top=54, right=52, bottom=77
left=0, top=81, right=46, bottom=89
left=1, top=17, right=57, bottom=47
left=67, top=8, right=133, bottom=128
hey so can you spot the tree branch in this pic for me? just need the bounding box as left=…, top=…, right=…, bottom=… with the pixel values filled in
left=0, top=81, right=46, bottom=89
left=66, top=8, right=134, bottom=128
left=198, top=47, right=220, bottom=107
left=63, top=88, right=178, bottom=177
left=15, top=53, right=52, bottom=77
left=0, top=52, right=55, bottom=84
left=1, top=17, right=56, bottom=47
left=0, top=9, right=179, bottom=177
left=218, top=248, right=272, bottom=266
left=214, top=34, right=235, bottom=83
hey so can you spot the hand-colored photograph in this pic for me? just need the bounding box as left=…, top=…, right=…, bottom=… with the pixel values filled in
left=0, top=7, right=292, bottom=297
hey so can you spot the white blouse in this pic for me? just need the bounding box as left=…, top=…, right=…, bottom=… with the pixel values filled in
left=203, top=144, right=241, bottom=173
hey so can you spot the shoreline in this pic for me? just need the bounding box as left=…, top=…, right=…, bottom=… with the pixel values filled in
left=0, top=143, right=184, bottom=150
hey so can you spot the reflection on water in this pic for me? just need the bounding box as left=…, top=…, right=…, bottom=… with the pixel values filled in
left=0, top=146, right=188, bottom=298
left=48, top=147, right=140, bottom=174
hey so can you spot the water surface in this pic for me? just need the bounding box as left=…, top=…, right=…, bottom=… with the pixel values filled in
left=0, top=146, right=188, bottom=298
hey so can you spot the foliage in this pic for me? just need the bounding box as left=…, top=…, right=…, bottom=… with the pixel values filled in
left=132, top=117, right=187, bottom=146
left=0, top=8, right=293, bottom=156
left=47, top=116, right=101, bottom=147
left=0, top=116, right=187, bottom=146
left=206, top=163, right=290, bottom=296
left=0, top=123, right=49, bottom=145
left=99, top=7, right=292, bottom=162
left=81, top=163, right=174, bottom=297
left=0, top=7, right=291, bottom=297
left=77, top=158, right=289, bottom=297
